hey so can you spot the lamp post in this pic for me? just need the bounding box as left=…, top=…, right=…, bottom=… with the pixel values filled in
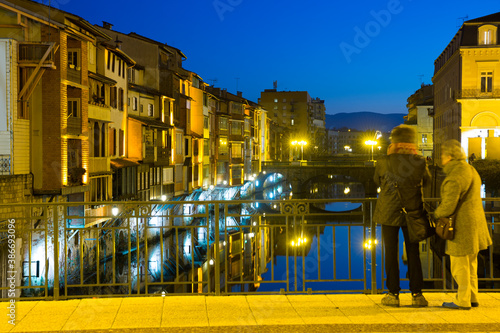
left=365, top=140, right=377, bottom=161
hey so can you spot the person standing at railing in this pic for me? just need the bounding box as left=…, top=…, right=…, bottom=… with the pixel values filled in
left=373, top=125, right=431, bottom=308
left=435, top=139, right=492, bottom=310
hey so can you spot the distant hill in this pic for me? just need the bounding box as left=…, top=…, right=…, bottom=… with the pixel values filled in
left=325, top=112, right=406, bottom=133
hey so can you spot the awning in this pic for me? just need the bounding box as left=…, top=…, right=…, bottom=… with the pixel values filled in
left=111, top=158, right=140, bottom=169
left=128, top=115, right=172, bottom=129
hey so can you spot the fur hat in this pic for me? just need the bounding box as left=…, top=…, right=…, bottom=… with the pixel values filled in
left=390, top=125, right=416, bottom=144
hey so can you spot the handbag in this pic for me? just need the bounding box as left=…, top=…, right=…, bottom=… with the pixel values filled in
left=435, top=216, right=454, bottom=240
left=387, top=159, right=434, bottom=243
left=434, top=179, right=471, bottom=240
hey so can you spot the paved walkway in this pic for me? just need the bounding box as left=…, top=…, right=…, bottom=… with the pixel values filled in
left=2, top=292, right=500, bottom=332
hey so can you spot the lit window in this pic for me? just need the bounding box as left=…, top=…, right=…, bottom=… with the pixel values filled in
left=291, top=119, right=294, bottom=126
left=274, top=98, right=278, bottom=103
left=148, top=103, right=154, bottom=117
left=67, top=99, right=79, bottom=117
left=422, top=134, right=427, bottom=143
left=481, top=72, right=493, bottom=93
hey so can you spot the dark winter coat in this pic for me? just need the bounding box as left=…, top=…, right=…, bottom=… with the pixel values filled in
left=434, top=160, right=492, bottom=256
left=373, top=154, right=430, bottom=227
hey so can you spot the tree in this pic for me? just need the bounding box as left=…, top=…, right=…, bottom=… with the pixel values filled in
left=472, top=159, right=500, bottom=197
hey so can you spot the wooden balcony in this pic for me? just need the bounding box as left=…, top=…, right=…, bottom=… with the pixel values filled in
left=18, top=42, right=56, bottom=68
left=67, top=66, right=81, bottom=84
left=67, top=117, right=82, bottom=135
left=89, top=157, right=110, bottom=174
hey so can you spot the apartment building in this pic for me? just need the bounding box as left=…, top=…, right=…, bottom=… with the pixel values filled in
left=258, top=89, right=326, bottom=161
left=405, top=84, right=434, bottom=158
left=433, top=12, right=500, bottom=160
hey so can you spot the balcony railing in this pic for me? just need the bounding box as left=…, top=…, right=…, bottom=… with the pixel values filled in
left=18, top=42, right=55, bottom=67
left=67, top=66, right=81, bottom=84
left=0, top=198, right=498, bottom=300
left=67, top=117, right=82, bottom=135
left=457, top=89, right=500, bottom=99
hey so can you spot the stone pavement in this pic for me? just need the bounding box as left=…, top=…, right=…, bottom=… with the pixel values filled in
left=1, top=292, right=500, bottom=332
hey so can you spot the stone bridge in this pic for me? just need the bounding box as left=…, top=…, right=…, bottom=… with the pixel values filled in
left=260, top=161, right=378, bottom=197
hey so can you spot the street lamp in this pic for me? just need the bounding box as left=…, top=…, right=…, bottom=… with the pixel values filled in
left=291, top=140, right=307, bottom=161
left=365, top=140, right=377, bottom=161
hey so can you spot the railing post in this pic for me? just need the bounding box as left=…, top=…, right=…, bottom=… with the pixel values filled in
left=53, top=205, right=59, bottom=300
left=214, top=203, right=221, bottom=296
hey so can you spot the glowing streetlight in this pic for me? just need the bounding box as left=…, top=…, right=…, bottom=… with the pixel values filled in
left=365, top=140, right=377, bottom=161
left=291, top=140, right=308, bottom=161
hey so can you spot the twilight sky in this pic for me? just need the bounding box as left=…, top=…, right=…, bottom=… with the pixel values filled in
left=42, top=0, right=499, bottom=114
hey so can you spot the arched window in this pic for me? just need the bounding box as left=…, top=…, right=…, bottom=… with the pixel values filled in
left=478, top=25, right=497, bottom=45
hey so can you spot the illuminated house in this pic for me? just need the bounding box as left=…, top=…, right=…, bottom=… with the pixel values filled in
left=405, top=84, right=434, bottom=158
left=433, top=12, right=500, bottom=159
left=94, top=25, right=184, bottom=198
left=0, top=0, right=111, bottom=210
left=206, top=88, right=263, bottom=186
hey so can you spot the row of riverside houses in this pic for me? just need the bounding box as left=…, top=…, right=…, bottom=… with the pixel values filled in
left=0, top=0, right=281, bottom=223
left=0, top=0, right=325, bottom=223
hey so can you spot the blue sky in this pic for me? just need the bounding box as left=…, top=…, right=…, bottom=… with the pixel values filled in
left=45, top=0, right=499, bottom=114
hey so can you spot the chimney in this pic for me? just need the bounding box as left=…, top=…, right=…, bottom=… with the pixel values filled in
left=115, top=36, right=122, bottom=50
left=102, top=21, right=113, bottom=30
left=237, top=91, right=243, bottom=97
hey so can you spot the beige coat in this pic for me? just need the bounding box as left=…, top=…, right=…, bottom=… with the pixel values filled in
left=434, top=160, right=492, bottom=256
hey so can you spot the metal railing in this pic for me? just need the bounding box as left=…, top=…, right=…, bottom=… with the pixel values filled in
left=0, top=198, right=498, bottom=300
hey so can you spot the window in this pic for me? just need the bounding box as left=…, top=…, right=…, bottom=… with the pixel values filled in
left=219, top=117, right=228, bottom=130
left=283, top=98, right=286, bottom=103
left=112, top=54, right=115, bottom=73
left=422, top=134, right=427, bottom=143
left=219, top=138, right=228, bottom=155
left=291, top=119, right=294, bottom=126
left=119, top=129, right=124, bottom=156
left=282, top=106, right=286, bottom=110
left=132, top=97, right=138, bottom=111
left=231, top=143, right=242, bottom=158
left=176, top=133, right=182, bottom=154
left=107, top=50, right=111, bottom=70
left=140, top=104, right=143, bottom=113
left=118, top=59, right=121, bottom=76
left=110, top=87, right=117, bottom=108
left=231, top=122, right=242, bottom=135
left=481, top=72, right=493, bottom=93
left=68, top=50, right=79, bottom=69
left=274, top=98, right=278, bottom=103
left=204, top=140, right=209, bottom=156
left=274, top=106, right=278, bottom=110
left=122, top=62, right=125, bottom=78
left=148, top=103, right=154, bottom=117
left=484, top=30, right=492, bottom=45
left=479, top=25, right=497, bottom=45
left=204, top=116, right=209, bottom=129
left=68, top=99, right=79, bottom=117
left=118, top=88, right=124, bottom=111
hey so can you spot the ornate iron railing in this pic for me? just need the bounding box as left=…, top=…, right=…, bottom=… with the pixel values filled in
left=0, top=198, right=498, bottom=300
